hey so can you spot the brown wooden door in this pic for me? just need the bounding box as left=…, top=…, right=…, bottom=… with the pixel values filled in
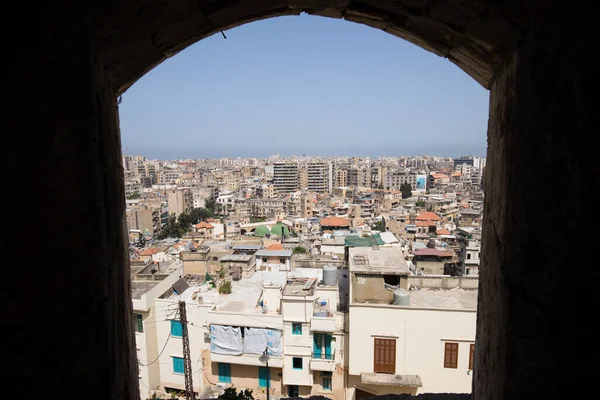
left=374, top=338, right=396, bottom=374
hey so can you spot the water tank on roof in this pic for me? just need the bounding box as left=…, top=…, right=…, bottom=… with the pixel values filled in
left=392, top=289, right=410, bottom=306
left=323, top=265, right=338, bottom=286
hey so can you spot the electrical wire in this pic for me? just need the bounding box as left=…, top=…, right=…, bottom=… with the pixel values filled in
left=139, top=331, right=172, bottom=366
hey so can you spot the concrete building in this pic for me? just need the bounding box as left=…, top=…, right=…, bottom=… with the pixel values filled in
left=347, top=248, right=477, bottom=396
left=307, top=161, right=331, bottom=193
left=167, top=187, right=193, bottom=217
left=273, top=162, right=299, bottom=193
left=255, top=249, right=293, bottom=271
left=131, top=260, right=183, bottom=399
left=456, top=227, right=481, bottom=276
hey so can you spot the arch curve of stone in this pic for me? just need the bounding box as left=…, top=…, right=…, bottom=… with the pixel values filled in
left=96, top=0, right=523, bottom=94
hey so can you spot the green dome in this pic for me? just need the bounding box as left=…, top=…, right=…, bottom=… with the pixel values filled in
left=254, top=225, right=270, bottom=237
left=270, top=223, right=290, bottom=238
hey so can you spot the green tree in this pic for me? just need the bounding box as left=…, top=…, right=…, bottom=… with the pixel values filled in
left=372, top=219, right=386, bottom=232
left=400, top=183, right=413, bottom=199
left=204, top=197, right=216, bottom=214
left=416, top=200, right=426, bottom=207
left=219, top=280, right=232, bottom=294
left=189, top=207, right=213, bottom=223
left=157, top=215, right=182, bottom=239
left=219, top=388, right=254, bottom=400
left=126, top=191, right=141, bottom=200
left=292, top=246, right=307, bottom=254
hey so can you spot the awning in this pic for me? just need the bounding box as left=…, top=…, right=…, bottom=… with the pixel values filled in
left=360, top=372, right=423, bottom=387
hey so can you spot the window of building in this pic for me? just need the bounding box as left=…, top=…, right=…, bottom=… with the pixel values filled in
left=218, top=363, right=231, bottom=383
left=444, top=342, right=459, bottom=368
left=280, top=258, right=286, bottom=264
left=292, top=357, right=303, bottom=370
left=469, top=343, right=475, bottom=370
left=213, top=256, right=218, bottom=261
left=383, top=275, right=400, bottom=286
left=292, top=323, right=302, bottom=335
left=467, top=253, right=471, bottom=260
left=313, top=333, right=333, bottom=360
left=374, top=338, right=396, bottom=373
left=134, top=313, right=143, bottom=333
left=170, top=320, right=183, bottom=337
left=172, top=357, right=184, bottom=374
left=321, top=371, right=332, bottom=391
left=258, top=366, right=269, bottom=388
left=288, top=385, right=299, bottom=397
left=262, top=257, right=267, bottom=263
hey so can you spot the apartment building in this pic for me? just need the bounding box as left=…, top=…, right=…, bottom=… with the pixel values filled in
left=148, top=267, right=345, bottom=400
left=167, top=187, right=193, bottom=217
left=456, top=227, right=481, bottom=276
left=384, top=171, right=428, bottom=192
left=273, top=162, right=299, bottom=193
left=307, top=161, right=331, bottom=193
left=347, top=247, right=476, bottom=397
left=131, top=260, right=184, bottom=399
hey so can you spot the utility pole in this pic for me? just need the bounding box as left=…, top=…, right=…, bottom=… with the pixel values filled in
left=179, top=301, right=195, bottom=400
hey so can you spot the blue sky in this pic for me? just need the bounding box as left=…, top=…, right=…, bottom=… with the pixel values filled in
left=119, top=14, right=489, bottom=160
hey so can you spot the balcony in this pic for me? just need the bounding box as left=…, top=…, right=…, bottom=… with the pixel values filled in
left=310, top=315, right=336, bottom=332
left=310, top=352, right=335, bottom=371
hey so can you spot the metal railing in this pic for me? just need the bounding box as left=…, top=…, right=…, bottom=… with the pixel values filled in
left=311, top=352, right=334, bottom=360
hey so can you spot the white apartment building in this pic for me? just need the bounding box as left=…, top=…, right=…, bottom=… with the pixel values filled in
left=456, top=227, right=481, bottom=276
left=131, top=260, right=184, bottom=399
left=347, top=247, right=477, bottom=397
left=147, top=267, right=345, bottom=400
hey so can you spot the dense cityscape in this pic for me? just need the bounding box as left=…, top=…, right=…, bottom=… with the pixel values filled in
left=125, top=153, right=485, bottom=400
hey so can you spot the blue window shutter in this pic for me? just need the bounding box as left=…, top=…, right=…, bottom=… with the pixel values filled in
left=292, top=323, right=302, bottom=335
left=218, top=363, right=231, bottom=383
left=172, top=357, right=184, bottom=374
left=171, top=320, right=182, bottom=337
left=313, top=334, right=322, bottom=358
left=258, top=366, right=269, bottom=387
left=325, top=334, right=332, bottom=359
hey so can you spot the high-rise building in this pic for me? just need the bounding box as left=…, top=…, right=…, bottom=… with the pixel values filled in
left=307, top=161, right=330, bottom=193
left=167, top=187, right=193, bottom=217
left=273, top=162, right=299, bottom=193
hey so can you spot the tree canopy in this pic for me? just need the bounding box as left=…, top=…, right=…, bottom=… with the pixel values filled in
left=400, top=183, right=413, bottom=199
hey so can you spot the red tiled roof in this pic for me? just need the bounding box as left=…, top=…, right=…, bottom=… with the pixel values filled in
left=415, top=211, right=441, bottom=221
left=138, top=247, right=160, bottom=256
left=320, top=216, right=351, bottom=227
left=266, top=244, right=283, bottom=250
left=195, top=221, right=214, bottom=229
left=436, top=229, right=451, bottom=235
left=413, top=248, right=453, bottom=257
left=416, top=221, right=437, bottom=227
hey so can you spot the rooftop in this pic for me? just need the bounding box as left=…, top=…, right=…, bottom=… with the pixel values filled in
left=407, top=288, right=478, bottom=310
left=349, top=247, right=409, bottom=275
left=220, top=254, right=253, bottom=263
left=255, top=249, right=293, bottom=257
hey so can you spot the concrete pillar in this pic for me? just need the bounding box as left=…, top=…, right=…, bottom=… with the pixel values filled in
left=475, top=6, right=595, bottom=400
left=8, top=9, right=138, bottom=399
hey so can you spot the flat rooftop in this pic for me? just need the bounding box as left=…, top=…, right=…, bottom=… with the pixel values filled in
left=407, top=288, right=477, bottom=310
left=349, top=247, right=409, bottom=275
left=131, top=260, right=182, bottom=299
left=132, top=281, right=162, bottom=299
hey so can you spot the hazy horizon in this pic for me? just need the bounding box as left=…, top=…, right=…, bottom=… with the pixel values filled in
left=119, top=15, right=489, bottom=161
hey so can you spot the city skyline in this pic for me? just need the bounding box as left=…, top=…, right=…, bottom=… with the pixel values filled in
left=119, top=15, right=488, bottom=160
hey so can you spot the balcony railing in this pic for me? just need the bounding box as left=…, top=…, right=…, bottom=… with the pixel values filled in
left=312, top=352, right=333, bottom=360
